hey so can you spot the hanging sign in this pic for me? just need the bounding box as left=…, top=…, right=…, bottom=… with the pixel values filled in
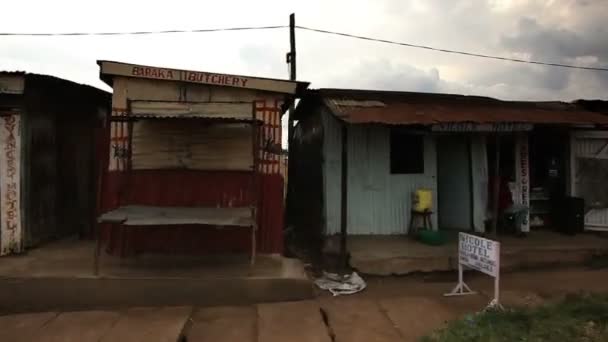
left=445, top=233, right=501, bottom=308
left=0, top=114, right=22, bottom=255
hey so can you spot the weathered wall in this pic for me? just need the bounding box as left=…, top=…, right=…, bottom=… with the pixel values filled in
left=22, top=99, right=57, bottom=246
left=322, top=111, right=438, bottom=235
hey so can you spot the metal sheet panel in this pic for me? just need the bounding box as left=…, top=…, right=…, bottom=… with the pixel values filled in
left=322, top=111, right=438, bottom=235
left=130, top=101, right=253, bottom=120
left=99, top=205, right=254, bottom=227
left=131, top=120, right=253, bottom=170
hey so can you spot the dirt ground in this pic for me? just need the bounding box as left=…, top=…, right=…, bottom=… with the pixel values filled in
left=0, top=267, right=607, bottom=342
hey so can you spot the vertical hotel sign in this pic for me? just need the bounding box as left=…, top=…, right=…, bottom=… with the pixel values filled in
left=515, top=134, right=530, bottom=233
left=0, top=114, right=21, bottom=255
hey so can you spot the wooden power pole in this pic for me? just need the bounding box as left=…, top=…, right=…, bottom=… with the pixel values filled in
left=285, top=13, right=296, bottom=228
left=287, top=14, right=296, bottom=157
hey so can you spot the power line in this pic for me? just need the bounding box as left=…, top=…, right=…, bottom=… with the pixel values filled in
left=1, top=23, right=606, bottom=72
left=296, top=26, right=608, bottom=72
left=0, top=25, right=287, bottom=36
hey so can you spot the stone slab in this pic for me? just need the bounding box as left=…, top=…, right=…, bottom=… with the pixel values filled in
left=320, top=298, right=403, bottom=342
left=35, top=311, right=120, bottom=342
left=257, top=300, right=331, bottom=342
left=0, top=312, right=57, bottom=342
left=379, top=297, right=455, bottom=341
left=187, top=306, right=256, bottom=342
left=101, top=306, right=191, bottom=342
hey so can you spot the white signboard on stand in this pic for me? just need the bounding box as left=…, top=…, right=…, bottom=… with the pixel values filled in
left=445, top=233, right=501, bottom=308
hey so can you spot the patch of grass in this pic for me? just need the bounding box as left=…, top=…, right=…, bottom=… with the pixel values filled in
left=588, top=253, right=608, bottom=270
left=422, top=293, right=608, bottom=342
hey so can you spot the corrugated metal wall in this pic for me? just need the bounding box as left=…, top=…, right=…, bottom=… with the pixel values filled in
left=100, top=171, right=284, bottom=254
left=322, top=111, right=438, bottom=235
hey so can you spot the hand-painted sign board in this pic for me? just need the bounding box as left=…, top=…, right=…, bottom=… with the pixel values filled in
left=0, top=114, right=22, bottom=255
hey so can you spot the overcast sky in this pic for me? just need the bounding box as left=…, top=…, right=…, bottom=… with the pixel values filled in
left=2, top=0, right=607, bottom=143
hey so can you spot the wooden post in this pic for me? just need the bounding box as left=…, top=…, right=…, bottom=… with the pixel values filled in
left=340, top=122, right=348, bottom=269
left=251, top=105, right=259, bottom=265
left=491, top=134, right=501, bottom=237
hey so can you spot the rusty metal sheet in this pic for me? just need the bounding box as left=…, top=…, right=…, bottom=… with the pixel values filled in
left=312, top=89, right=608, bottom=126
left=130, top=101, right=254, bottom=120
left=99, top=205, right=254, bottom=227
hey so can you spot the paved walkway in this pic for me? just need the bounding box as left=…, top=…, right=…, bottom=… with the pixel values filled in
left=1, top=268, right=607, bottom=341
left=0, top=299, right=464, bottom=342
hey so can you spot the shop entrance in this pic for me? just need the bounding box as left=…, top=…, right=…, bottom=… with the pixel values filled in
left=437, top=136, right=473, bottom=230
left=486, top=129, right=569, bottom=235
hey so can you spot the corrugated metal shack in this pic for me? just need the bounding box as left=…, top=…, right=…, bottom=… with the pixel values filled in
left=290, top=88, right=608, bottom=254
left=96, top=61, right=308, bottom=259
left=569, top=100, right=608, bottom=231
left=0, top=72, right=110, bottom=255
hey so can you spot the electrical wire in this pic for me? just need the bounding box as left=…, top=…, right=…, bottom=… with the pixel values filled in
left=0, top=25, right=287, bottom=36
left=1, top=23, right=606, bottom=71
left=296, top=26, right=608, bottom=72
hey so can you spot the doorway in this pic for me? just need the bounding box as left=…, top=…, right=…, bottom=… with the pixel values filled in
left=437, top=136, right=473, bottom=230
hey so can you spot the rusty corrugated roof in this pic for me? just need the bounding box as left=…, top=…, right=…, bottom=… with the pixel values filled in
left=299, top=88, right=608, bottom=126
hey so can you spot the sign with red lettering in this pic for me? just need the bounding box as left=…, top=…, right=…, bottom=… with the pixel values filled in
left=0, top=114, right=22, bottom=255
left=131, top=66, right=250, bottom=89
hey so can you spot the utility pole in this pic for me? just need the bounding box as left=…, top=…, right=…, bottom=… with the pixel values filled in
left=287, top=13, right=296, bottom=153
left=285, top=13, right=296, bottom=229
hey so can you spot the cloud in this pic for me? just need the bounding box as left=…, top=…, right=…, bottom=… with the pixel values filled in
left=1, top=0, right=606, bottom=103
left=322, top=59, right=441, bottom=92
left=501, top=17, right=608, bottom=63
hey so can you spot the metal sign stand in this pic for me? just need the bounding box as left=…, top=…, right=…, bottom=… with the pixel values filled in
left=444, top=263, right=476, bottom=297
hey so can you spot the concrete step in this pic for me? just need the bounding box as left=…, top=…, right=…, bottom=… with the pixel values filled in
left=0, top=277, right=313, bottom=313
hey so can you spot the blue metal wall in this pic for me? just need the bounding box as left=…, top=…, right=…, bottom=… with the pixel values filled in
left=322, top=111, right=438, bottom=235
